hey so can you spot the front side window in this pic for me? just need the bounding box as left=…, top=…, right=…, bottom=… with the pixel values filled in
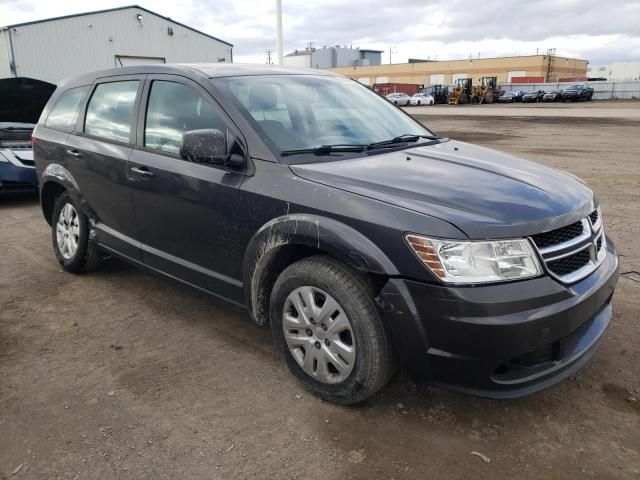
left=44, top=86, right=90, bottom=132
left=144, top=80, right=227, bottom=156
left=84, top=80, right=139, bottom=143
left=217, top=75, right=432, bottom=157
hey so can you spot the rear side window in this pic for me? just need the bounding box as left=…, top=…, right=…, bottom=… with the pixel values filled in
left=84, top=81, right=139, bottom=143
left=144, top=80, right=228, bottom=156
left=44, top=86, right=90, bottom=132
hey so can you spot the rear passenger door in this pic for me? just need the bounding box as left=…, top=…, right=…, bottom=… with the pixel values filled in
left=127, top=75, right=247, bottom=303
left=66, top=75, right=144, bottom=260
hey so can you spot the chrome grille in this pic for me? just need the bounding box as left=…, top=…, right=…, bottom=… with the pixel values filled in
left=531, top=208, right=606, bottom=284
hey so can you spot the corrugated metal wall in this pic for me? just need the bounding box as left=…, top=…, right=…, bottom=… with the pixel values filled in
left=0, top=30, right=13, bottom=78
left=5, top=7, right=232, bottom=83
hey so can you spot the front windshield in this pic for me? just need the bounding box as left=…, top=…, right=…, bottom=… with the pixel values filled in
left=218, top=75, right=432, bottom=153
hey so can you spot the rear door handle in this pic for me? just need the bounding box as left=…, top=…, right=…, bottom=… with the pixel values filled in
left=66, top=149, right=81, bottom=158
left=130, top=166, right=154, bottom=178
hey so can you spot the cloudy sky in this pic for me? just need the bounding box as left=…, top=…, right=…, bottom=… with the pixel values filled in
left=2, top=0, right=640, bottom=65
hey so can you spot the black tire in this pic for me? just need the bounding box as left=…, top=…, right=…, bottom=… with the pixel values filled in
left=270, top=255, right=395, bottom=405
left=51, top=192, right=102, bottom=273
left=417, top=100, right=421, bottom=106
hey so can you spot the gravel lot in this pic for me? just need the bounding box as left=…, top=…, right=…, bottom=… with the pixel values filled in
left=1, top=102, right=639, bottom=479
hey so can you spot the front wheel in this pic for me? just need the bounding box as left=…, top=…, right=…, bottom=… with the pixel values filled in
left=270, top=256, right=394, bottom=405
left=52, top=192, right=102, bottom=273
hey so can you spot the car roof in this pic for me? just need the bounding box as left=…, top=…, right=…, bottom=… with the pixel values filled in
left=58, top=63, right=341, bottom=89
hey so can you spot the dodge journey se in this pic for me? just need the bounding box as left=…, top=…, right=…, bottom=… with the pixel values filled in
left=34, top=64, right=619, bottom=404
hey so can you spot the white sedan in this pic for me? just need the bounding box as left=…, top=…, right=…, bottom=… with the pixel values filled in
left=409, top=93, right=435, bottom=106
left=385, top=92, right=411, bottom=106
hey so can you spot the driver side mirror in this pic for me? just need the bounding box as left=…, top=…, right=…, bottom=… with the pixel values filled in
left=181, top=129, right=245, bottom=169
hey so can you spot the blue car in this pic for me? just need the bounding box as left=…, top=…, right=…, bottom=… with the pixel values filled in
left=1, top=77, right=55, bottom=193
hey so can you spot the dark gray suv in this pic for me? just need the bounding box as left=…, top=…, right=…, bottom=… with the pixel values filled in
left=33, top=64, right=619, bottom=404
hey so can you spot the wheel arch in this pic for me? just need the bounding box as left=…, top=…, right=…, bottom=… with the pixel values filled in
left=39, top=164, right=82, bottom=225
left=243, top=214, right=398, bottom=325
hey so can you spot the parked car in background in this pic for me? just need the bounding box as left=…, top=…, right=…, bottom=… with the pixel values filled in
left=0, top=77, right=55, bottom=194
left=522, top=90, right=546, bottom=103
left=543, top=90, right=563, bottom=102
left=497, top=90, right=525, bottom=103
left=562, top=84, right=594, bottom=101
left=34, top=64, right=619, bottom=405
left=409, top=92, right=435, bottom=106
left=386, top=92, right=411, bottom=106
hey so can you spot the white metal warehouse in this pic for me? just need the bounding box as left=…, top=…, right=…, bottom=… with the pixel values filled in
left=0, top=5, right=233, bottom=84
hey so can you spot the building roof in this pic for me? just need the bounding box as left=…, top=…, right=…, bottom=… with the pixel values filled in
left=1, top=5, right=233, bottom=47
left=285, top=50, right=313, bottom=57
left=285, top=47, right=384, bottom=57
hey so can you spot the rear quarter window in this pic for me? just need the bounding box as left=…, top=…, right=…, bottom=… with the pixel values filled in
left=44, top=86, right=90, bottom=132
left=84, top=81, right=139, bottom=143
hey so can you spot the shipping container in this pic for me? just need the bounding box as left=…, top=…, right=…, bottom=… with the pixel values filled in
left=373, top=83, right=420, bottom=96
left=510, top=76, right=545, bottom=83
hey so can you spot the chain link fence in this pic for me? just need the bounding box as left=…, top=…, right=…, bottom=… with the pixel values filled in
left=499, top=81, right=640, bottom=100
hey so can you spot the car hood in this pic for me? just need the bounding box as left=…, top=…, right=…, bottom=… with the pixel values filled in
left=0, top=77, right=56, bottom=123
left=289, top=140, right=595, bottom=238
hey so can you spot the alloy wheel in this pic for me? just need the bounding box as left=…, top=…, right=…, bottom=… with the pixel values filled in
left=56, top=203, right=80, bottom=260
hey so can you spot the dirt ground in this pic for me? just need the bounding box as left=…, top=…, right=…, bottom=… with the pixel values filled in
left=1, top=102, right=639, bottom=479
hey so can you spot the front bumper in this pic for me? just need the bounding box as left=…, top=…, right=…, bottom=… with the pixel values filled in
left=376, top=237, right=619, bottom=399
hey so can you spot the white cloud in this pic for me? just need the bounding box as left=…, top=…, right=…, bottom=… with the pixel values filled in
left=2, top=0, right=639, bottom=64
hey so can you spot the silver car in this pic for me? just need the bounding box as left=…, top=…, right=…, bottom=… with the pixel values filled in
left=385, top=92, right=411, bottom=106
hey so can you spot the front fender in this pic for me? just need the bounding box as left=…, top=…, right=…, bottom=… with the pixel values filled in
left=243, top=213, right=399, bottom=323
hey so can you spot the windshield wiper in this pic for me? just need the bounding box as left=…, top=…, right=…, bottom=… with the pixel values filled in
left=367, top=134, right=441, bottom=149
left=281, top=144, right=367, bottom=157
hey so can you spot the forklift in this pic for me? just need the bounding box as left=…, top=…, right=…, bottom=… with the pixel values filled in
left=423, top=84, right=449, bottom=104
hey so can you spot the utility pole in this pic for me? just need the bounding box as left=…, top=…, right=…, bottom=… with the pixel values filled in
left=266, top=50, right=273, bottom=64
left=276, top=0, right=284, bottom=65
left=388, top=45, right=397, bottom=64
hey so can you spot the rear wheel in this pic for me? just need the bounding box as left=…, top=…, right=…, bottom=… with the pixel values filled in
left=52, top=192, right=102, bottom=273
left=270, top=256, right=394, bottom=405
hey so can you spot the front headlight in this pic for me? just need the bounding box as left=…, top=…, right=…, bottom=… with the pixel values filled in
left=405, top=234, right=542, bottom=284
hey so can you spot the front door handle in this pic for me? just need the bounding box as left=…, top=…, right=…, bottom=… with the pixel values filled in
left=130, top=166, right=154, bottom=178
left=66, top=149, right=81, bottom=158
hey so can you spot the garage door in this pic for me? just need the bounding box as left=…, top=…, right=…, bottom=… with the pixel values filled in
left=429, top=74, right=444, bottom=85
left=115, top=55, right=166, bottom=67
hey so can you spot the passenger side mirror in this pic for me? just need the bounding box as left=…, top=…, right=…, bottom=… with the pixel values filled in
left=180, top=128, right=244, bottom=169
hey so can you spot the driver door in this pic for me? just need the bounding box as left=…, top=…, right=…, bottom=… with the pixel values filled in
left=127, top=75, right=246, bottom=303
